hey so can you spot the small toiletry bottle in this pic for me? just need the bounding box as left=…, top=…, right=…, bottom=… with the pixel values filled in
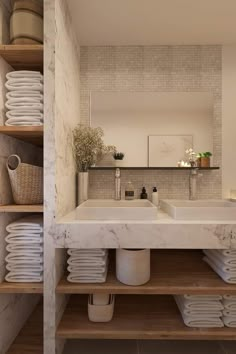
left=140, top=187, right=148, bottom=199
left=152, top=187, right=159, bottom=207
left=125, top=182, right=135, bottom=200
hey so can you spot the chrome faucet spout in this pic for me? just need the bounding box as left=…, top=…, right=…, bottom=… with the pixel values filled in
left=115, top=168, right=121, bottom=200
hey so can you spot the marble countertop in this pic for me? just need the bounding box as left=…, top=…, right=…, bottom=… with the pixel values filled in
left=53, top=208, right=236, bottom=249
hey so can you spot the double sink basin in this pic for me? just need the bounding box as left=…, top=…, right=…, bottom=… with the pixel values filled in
left=76, top=199, right=236, bottom=221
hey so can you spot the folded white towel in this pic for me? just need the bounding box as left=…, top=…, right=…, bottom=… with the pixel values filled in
left=6, top=91, right=43, bottom=101
left=67, top=266, right=107, bottom=274
left=221, top=250, right=236, bottom=257
left=5, top=120, right=43, bottom=126
left=204, top=256, right=236, bottom=284
left=6, top=216, right=43, bottom=233
left=203, top=251, right=236, bottom=272
left=183, top=294, right=222, bottom=301
left=6, top=263, right=43, bottom=272
left=175, top=296, right=223, bottom=317
left=204, top=250, right=236, bottom=266
left=6, top=71, right=43, bottom=80
left=223, top=299, right=236, bottom=310
left=180, top=314, right=224, bottom=328
left=6, top=77, right=43, bottom=85
left=5, top=82, right=43, bottom=92
left=6, top=235, right=43, bottom=244
left=177, top=298, right=223, bottom=311
left=67, top=254, right=108, bottom=267
left=5, top=254, right=43, bottom=264
left=67, top=269, right=108, bottom=284
left=6, top=244, right=43, bottom=253
left=223, top=309, right=236, bottom=316
left=67, top=249, right=108, bottom=257
left=5, top=272, right=43, bottom=283
left=222, top=316, right=236, bottom=327
left=223, top=295, right=236, bottom=300
left=6, top=101, right=43, bottom=111
left=6, top=110, right=43, bottom=119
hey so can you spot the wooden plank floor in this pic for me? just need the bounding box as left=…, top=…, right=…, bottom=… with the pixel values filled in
left=57, top=295, right=236, bottom=340
left=57, top=250, right=236, bottom=295
left=7, top=302, right=43, bottom=353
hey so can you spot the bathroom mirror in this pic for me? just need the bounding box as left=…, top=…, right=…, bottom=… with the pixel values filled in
left=91, top=92, right=213, bottom=167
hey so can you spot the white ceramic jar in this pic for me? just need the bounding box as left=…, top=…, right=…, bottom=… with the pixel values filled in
left=116, top=249, right=151, bottom=286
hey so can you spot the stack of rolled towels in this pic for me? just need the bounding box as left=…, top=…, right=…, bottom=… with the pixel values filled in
left=67, top=249, right=109, bottom=283
left=174, top=294, right=224, bottom=328
left=203, top=249, right=236, bottom=284
left=5, top=70, right=44, bottom=126
left=5, top=215, right=43, bottom=283
left=222, top=295, right=236, bottom=328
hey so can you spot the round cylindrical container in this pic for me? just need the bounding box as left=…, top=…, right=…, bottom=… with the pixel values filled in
left=116, top=249, right=150, bottom=286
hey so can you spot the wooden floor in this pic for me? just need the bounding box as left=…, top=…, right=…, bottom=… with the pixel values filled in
left=57, top=295, right=236, bottom=340
left=57, top=250, right=236, bottom=295
left=7, top=302, right=43, bottom=354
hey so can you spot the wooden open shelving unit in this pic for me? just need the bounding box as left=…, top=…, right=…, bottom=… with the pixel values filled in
left=57, top=294, right=236, bottom=340
left=0, top=126, right=43, bottom=146
left=0, top=205, right=43, bottom=213
left=57, top=250, right=236, bottom=295
left=0, top=282, right=43, bottom=294
left=0, top=44, right=43, bottom=71
left=7, top=301, right=43, bottom=354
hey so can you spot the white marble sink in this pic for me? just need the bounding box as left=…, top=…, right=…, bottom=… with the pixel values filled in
left=76, top=199, right=157, bottom=220
left=160, top=199, right=236, bottom=220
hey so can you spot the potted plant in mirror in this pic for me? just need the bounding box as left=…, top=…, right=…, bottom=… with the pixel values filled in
left=113, top=152, right=125, bottom=167
left=198, top=152, right=212, bottom=167
left=73, top=124, right=115, bottom=205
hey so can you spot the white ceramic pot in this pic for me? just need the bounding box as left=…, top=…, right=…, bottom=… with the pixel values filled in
left=78, top=172, right=89, bottom=205
left=88, top=294, right=115, bottom=322
left=115, top=159, right=124, bottom=167
left=116, top=249, right=150, bottom=286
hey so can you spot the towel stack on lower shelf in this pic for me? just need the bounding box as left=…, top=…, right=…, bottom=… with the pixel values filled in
left=174, top=295, right=224, bottom=328
left=222, top=295, right=236, bottom=327
left=5, top=215, right=43, bottom=282
left=203, top=249, right=236, bottom=284
left=67, top=249, right=109, bottom=283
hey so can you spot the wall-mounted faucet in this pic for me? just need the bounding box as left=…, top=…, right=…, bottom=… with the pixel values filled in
left=115, top=168, right=121, bottom=200
left=189, top=167, right=202, bottom=200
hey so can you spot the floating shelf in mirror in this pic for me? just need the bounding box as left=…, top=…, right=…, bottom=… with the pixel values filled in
left=90, top=167, right=220, bottom=170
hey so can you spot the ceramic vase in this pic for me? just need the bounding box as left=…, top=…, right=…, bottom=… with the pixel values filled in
left=116, top=249, right=151, bottom=286
left=78, top=172, right=89, bottom=205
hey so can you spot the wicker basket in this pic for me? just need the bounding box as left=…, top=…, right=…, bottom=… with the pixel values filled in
left=7, top=154, right=43, bottom=205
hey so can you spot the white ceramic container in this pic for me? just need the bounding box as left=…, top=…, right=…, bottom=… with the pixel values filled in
left=116, top=249, right=150, bottom=286
left=92, top=293, right=110, bottom=305
left=88, top=294, right=115, bottom=322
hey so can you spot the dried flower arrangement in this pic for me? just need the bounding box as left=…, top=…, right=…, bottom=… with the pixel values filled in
left=73, top=125, right=116, bottom=172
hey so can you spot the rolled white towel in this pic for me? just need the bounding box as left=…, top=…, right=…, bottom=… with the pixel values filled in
left=221, top=250, right=236, bottom=257
left=223, top=299, right=236, bottom=310
left=203, top=251, right=236, bottom=272
left=204, top=256, right=236, bottom=284
left=67, top=249, right=107, bottom=257
left=180, top=314, right=224, bottom=328
left=6, top=70, right=43, bottom=80
left=222, top=316, right=236, bottom=327
left=203, top=250, right=236, bottom=266
left=175, top=296, right=223, bottom=317
left=5, top=272, right=43, bottom=283
left=6, top=215, right=43, bottom=233
left=183, top=294, right=222, bottom=301
left=6, top=263, right=43, bottom=272
left=6, top=91, right=43, bottom=101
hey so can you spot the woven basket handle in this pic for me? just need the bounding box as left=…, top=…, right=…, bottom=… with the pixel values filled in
left=7, top=154, right=21, bottom=171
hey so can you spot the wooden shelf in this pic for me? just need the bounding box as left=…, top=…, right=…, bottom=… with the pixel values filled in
left=0, top=126, right=43, bottom=146
left=0, top=45, right=43, bottom=71
left=0, top=281, right=43, bottom=294
left=0, top=205, right=43, bottom=213
left=7, top=301, right=43, bottom=354
left=57, top=294, right=235, bottom=340
left=90, top=167, right=220, bottom=170
left=56, top=250, right=236, bottom=295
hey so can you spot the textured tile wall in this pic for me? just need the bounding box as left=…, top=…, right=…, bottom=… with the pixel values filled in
left=80, top=46, right=222, bottom=199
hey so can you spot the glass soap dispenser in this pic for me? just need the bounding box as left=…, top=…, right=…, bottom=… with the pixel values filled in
left=125, top=181, right=135, bottom=200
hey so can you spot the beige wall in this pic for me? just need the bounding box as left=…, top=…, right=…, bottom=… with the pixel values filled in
left=222, top=45, right=236, bottom=198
